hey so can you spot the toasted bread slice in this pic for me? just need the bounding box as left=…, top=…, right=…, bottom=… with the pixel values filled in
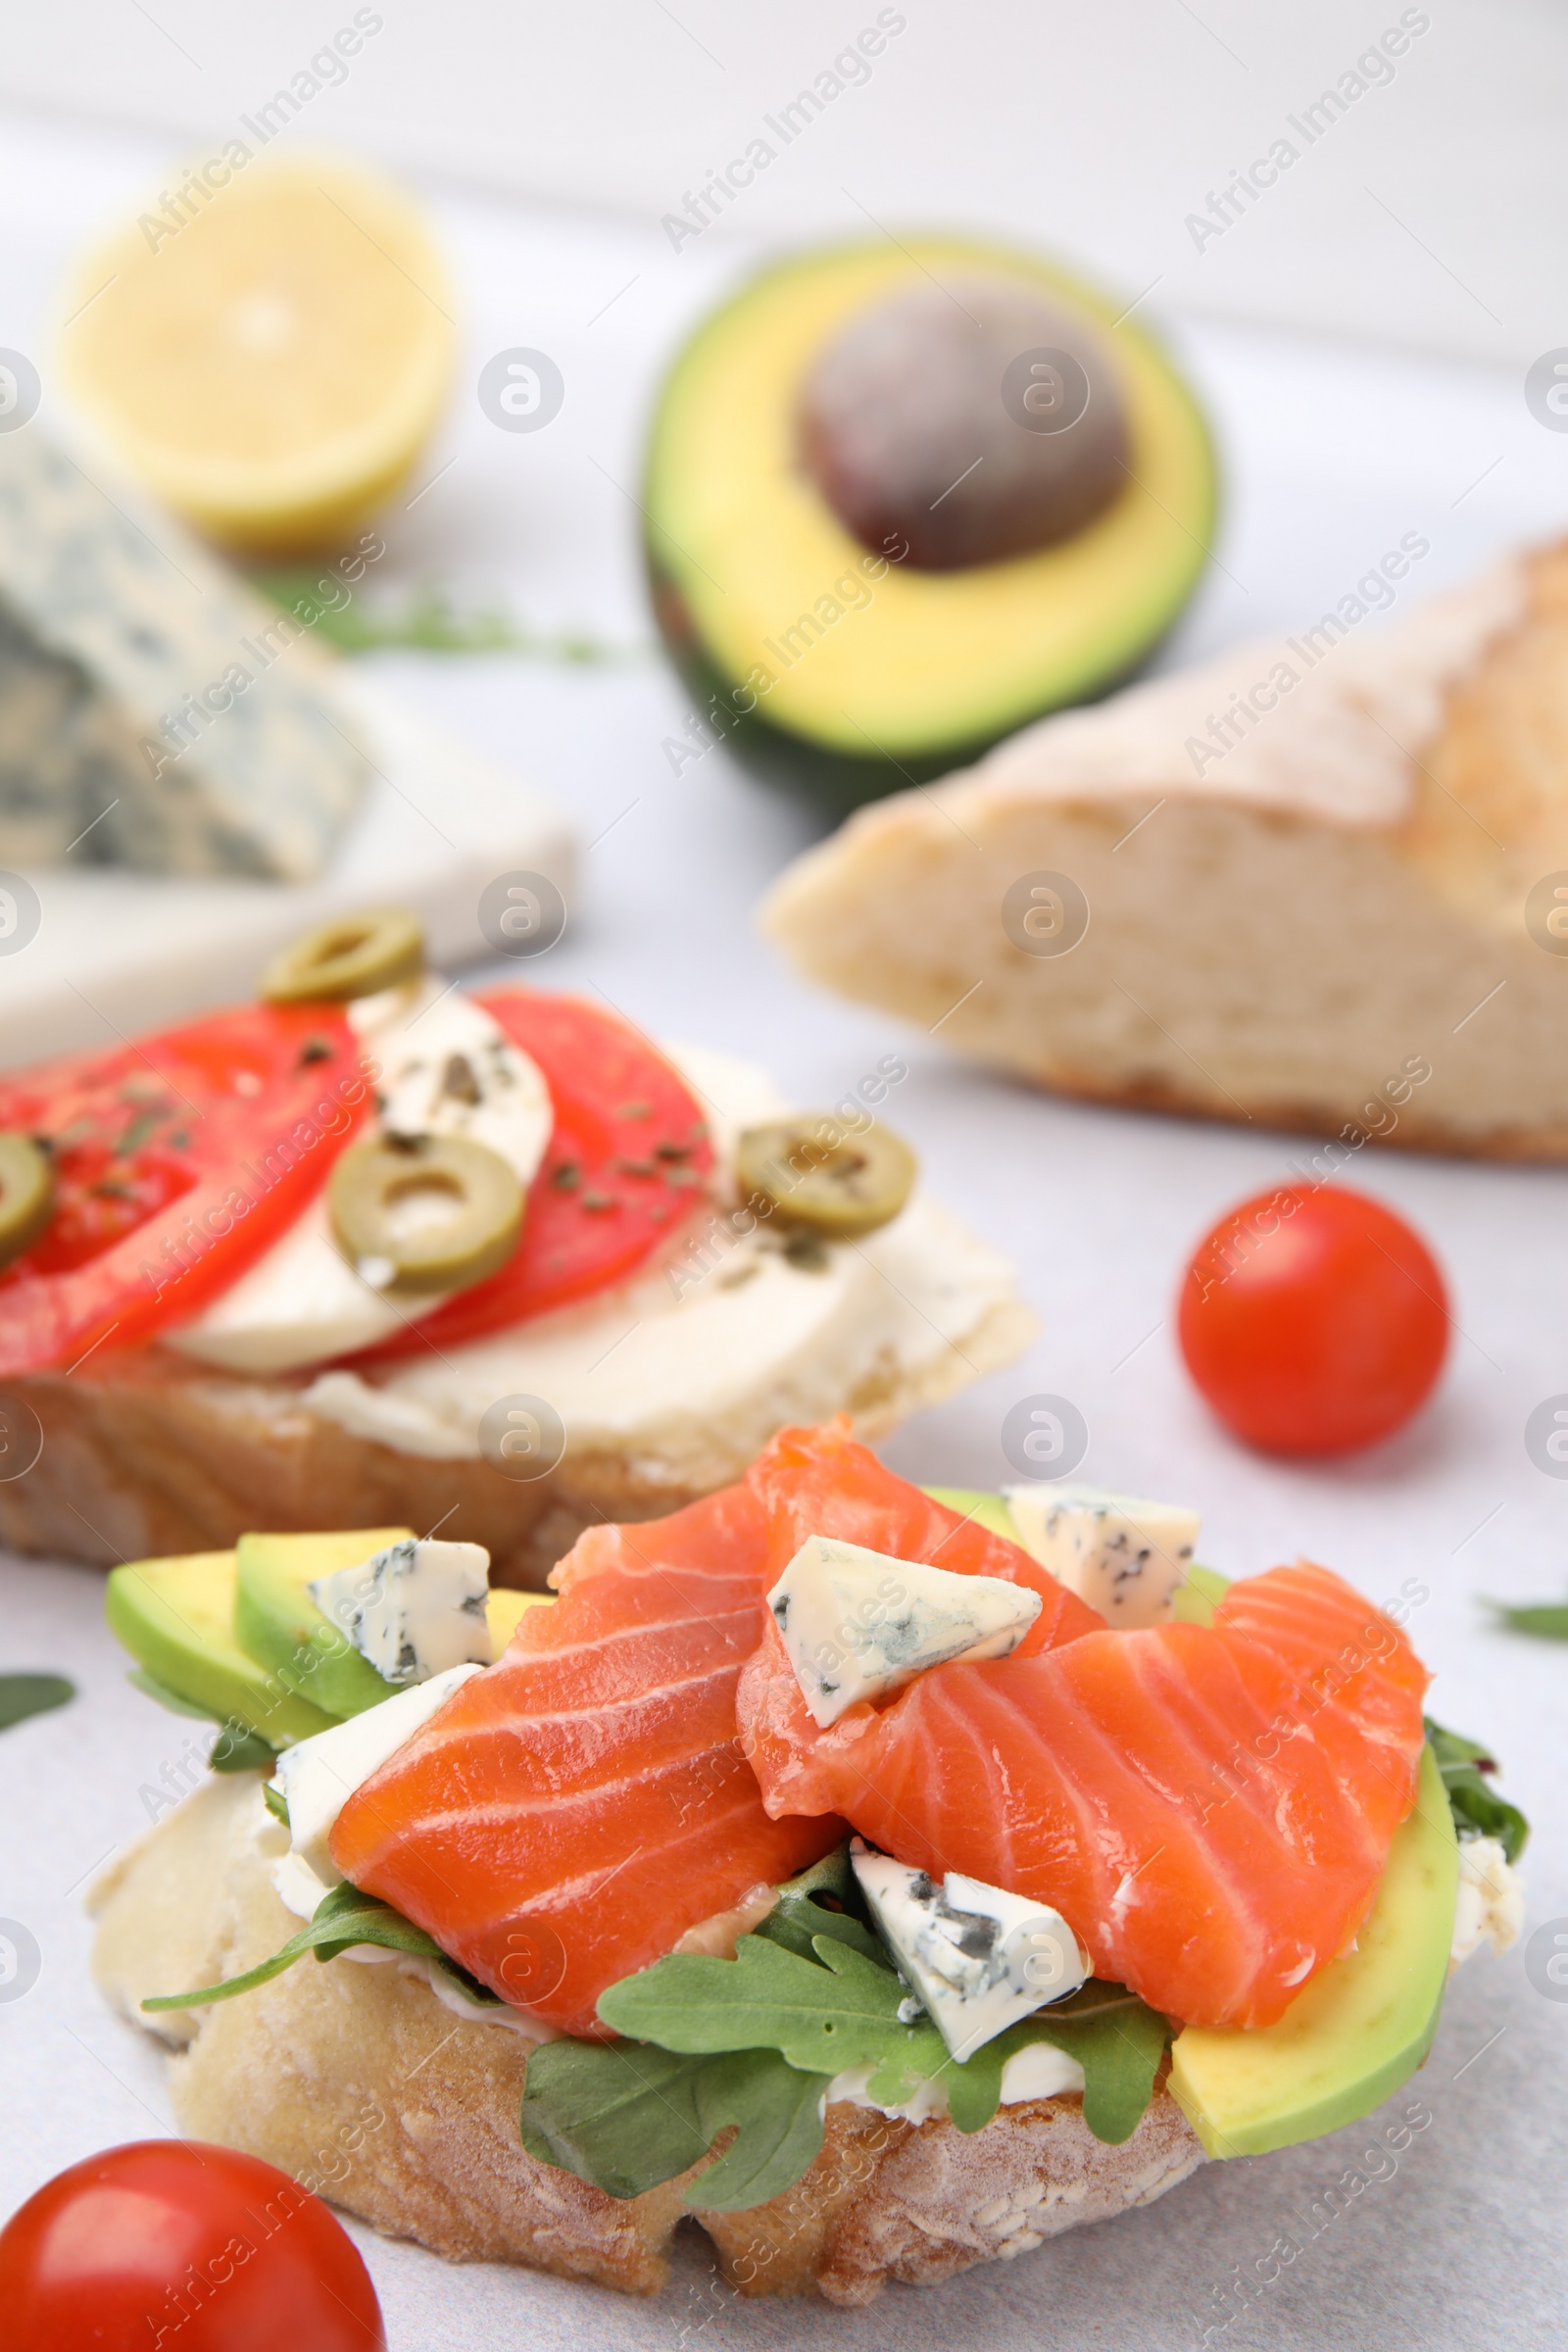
left=0, top=1275, right=1033, bottom=1581
left=763, top=543, right=1568, bottom=1155
left=90, top=1778, right=1202, bottom=2304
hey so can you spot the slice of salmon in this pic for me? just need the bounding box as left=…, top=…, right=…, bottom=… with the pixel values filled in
left=327, top=1420, right=1091, bottom=2034
left=736, top=1558, right=1430, bottom=2029
left=328, top=1480, right=841, bottom=2036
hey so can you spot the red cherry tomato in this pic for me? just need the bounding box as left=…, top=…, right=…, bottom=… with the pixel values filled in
left=0, top=2139, right=385, bottom=2352
left=1177, top=1183, right=1449, bottom=1454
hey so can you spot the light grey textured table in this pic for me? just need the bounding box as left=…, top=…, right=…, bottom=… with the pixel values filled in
left=2, top=106, right=1565, bottom=2351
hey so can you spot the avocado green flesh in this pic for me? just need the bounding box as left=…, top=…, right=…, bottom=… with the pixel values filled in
left=920, top=1493, right=1457, bottom=2158
left=106, top=1551, right=337, bottom=1748
left=234, top=1527, right=413, bottom=1718
left=110, top=1542, right=551, bottom=1743
left=921, top=1486, right=1023, bottom=1544
left=643, top=236, right=1219, bottom=809
left=1168, top=1744, right=1458, bottom=2157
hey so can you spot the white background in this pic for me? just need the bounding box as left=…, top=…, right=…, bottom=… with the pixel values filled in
left=2, top=0, right=1566, bottom=365
left=1, top=18, right=1567, bottom=2350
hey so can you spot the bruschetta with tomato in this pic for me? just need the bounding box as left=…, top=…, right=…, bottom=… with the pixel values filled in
left=0, top=908, right=1033, bottom=1580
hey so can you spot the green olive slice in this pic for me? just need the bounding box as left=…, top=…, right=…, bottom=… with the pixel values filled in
left=261, top=907, right=424, bottom=1004
left=329, top=1135, right=522, bottom=1295
left=0, top=1134, right=54, bottom=1269
left=735, top=1117, right=916, bottom=1241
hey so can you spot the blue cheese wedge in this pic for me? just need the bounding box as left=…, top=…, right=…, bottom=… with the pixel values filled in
left=852, top=1843, right=1089, bottom=2062
left=1004, top=1482, right=1200, bottom=1627
left=272, top=1662, right=482, bottom=1881
left=308, top=1538, right=492, bottom=1686
left=769, top=1535, right=1040, bottom=1729
left=0, top=428, right=366, bottom=879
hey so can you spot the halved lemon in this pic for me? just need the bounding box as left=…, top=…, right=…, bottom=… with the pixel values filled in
left=57, top=152, right=458, bottom=554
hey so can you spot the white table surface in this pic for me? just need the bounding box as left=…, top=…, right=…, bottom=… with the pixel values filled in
left=2, top=107, right=1566, bottom=2352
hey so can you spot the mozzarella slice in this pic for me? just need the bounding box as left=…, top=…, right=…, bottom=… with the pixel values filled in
left=769, top=1534, right=1040, bottom=1728
left=853, top=1843, right=1089, bottom=2063
left=308, top=1537, right=492, bottom=1685
left=272, top=1661, right=482, bottom=1882
left=1004, top=1482, right=1200, bottom=1627
left=166, top=980, right=553, bottom=1373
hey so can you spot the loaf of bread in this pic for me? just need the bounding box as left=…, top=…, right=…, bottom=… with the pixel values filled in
left=764, top=542, right=1568, bottom=1154
left=90, top=1777, right=1203, bottom=2305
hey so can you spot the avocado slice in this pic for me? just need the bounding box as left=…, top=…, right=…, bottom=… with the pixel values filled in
left=234, top=1528, right=416, bottom=1718
left=1169, top=1743, right=1458, bottom=2157
left=106, top=1549, right=337, bottom=1748
left=110, top=1543, right=549, bottom=1740
left=921, top=1485, right=1025, bottom=1544
left=644, top=237, right=1218, bottom=812
left=488, top=1588, right=553, bottom=1648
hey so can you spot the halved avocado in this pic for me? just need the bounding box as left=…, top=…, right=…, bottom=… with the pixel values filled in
left=644, top=237, right=1218, bottom=811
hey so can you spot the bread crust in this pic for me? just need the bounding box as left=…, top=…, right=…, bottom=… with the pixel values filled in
left=0, top=1350, right=705, bottom=1588
left=90, top=1778, right=1204, bottom=2304
left=0, top=1278, right=1035, bottom=1579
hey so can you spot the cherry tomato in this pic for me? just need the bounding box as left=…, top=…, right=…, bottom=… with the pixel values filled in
left=354, top=988, right=714, bottom=1358
left=0, top=1006, right=371, bottom=1377
left=1177, top=1183, right=1449, bottom=1454
left=0, top=2138, right=385, bottom=2352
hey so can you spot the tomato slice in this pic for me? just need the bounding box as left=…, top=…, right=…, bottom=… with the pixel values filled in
left=0, top=1004, right=371, bottom=1377
left=352, top=988, right=713, bottom=1360
left=0, top=2138, right=385, bottom=2352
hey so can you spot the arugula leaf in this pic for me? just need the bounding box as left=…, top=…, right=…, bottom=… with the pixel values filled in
left=754, top=1844, right=887, bottom=1968
left=598, top=1931, right=950, bottom=2105
left=125, top=1668, right=279, bottom=1773
left=141, top=1881, right=501, bottom=2013
left=519, top=2039, right=825, bottom=2211
left=596, top=1928, right=1169, bottom=2148
left=207, top=1725, right=279, bottom=1773
left=1486, top=1598, right=1568, bottom=1642
left=1425, top=1717, right=1530, bottom=1863
left=0, top=1673, right=74, bottom=1732
left=942, top=1987, right=1171, bottom=2144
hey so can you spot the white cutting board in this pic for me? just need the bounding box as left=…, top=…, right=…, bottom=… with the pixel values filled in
left=0, top=672, right=575, bottom=1066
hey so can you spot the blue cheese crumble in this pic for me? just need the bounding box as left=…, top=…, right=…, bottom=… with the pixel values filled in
left=768, top=1533, right=1041, bottom=1728
left=308, top=1538, right=492, bottom=1687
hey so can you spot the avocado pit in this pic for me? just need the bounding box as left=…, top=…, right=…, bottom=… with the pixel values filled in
left=799, top=274, right=1130, bottom=571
